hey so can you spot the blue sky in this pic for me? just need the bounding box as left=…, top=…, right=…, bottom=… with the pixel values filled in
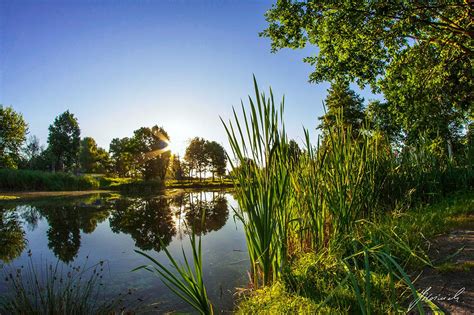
left=0, top=0, right=378, bottom=156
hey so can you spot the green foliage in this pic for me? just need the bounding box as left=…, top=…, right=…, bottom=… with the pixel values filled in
left=134, top=230, right=214, bottom=314
left=222, top=77, right=291, bottom=287
left=185, top=137, right=208, bottom=179
left=21, top=135, right=43, bottom=169
left=0, top=256, right=123, bottom=314
left=318, top=81, right=365, bottom=137
left=169, top=154, right=184, bottom=180
left=109, top=125, right=171, bottom=180
left=223, top=79, right=471, bottom=314
left=0, top=105, right=28, bottom=169
left=0, top=169, right=99, bottom=191
left=79, top=137, right=110, bottom=173
left=109, top=137, right=136, bottom=177
left=262, top=0, right=472, bottom=147
left=238, top=192, right=473, bottom=314
left=132, top=125, right=171, bottom=181
left=184, top=138, right=228, bottom=180
left=205, top=141, right=227, bottom=180
left=47, top=110, right=81, bottom=172
left=0, top=209, right=26, bottom=262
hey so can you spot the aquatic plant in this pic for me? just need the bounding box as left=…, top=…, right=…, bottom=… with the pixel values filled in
left=0, top=253, right=124, bottom=314
left=222, top=76, right=292, bottom=287
left=134, top=231, right=213, bottom=314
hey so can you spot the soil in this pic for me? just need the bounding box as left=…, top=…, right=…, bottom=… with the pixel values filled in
left=413, top=214, right=474, bottom=314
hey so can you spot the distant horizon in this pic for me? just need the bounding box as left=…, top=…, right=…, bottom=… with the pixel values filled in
left=0, top=0, right=380, bottom=157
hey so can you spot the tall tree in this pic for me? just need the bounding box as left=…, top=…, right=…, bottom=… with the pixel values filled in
left=205, top=141, right=227, bottom=180
left=169, top=154, right=184, bottom=180
left=184, top=137, right=208, bottom=180
left=132, top=125, right=171, bottom=181
left=318, top=81, right=365, bottom=136
left=262, top=1, right=472, bottom=145
left=0, top=105, right=28, bottom=169
left=79, top=137, right=110, bottom=173
left=47, top=110, right=81, bottom=172
left=109, top=137, right=136, bottom=177
left=22, top=135, right=43, bottom=169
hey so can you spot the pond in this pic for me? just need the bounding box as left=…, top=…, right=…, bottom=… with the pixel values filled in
left=0, top=190, right=249, bottom=313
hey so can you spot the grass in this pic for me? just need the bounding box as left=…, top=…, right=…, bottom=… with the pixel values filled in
left=436, top=261, right=474, bottom=273
left=0, top=195, right=19, bottom=200
left=222, top=76, right=292, bottom=287
left=0, top=169, right=100, bottom=191
left=134, top=229, right=213, bottom=314
left=220, top=79, right=472, bottom=314
left=0, top=254, right=126, bottom=314
left=237, top=192, right=473, bottom=314
left=165, top=178, right=234, bottom=189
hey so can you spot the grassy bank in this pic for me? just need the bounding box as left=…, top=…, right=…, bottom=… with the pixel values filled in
left=236, top=191, right=473, bottom=314
left=0, top=170, right=234, bottom=194
left=165, top=178, right=234, bottom=189
left=0, top=169, right=99, bottom=191
left=220, top=80, right=473, bottom=314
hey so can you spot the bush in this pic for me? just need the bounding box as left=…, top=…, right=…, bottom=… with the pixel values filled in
left=0, top=169, right=99, bottom=191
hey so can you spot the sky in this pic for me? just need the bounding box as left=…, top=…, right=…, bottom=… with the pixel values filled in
left=0, top=0, right=379, bottom=157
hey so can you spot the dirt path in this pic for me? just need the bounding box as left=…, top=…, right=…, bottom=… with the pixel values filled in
left=414, top=214, right=474, bottom=314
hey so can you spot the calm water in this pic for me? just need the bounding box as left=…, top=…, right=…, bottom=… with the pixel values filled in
left=0, top=190, right=249, bottom=313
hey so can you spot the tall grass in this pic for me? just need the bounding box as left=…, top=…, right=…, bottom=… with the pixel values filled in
left=134, top=231, right=213, bottom=314
left=0, top=169, right=99, bottom=191
left=221, top=76, right=291, bottom=287
left=0, top=254, right=122, bottom=314
left=222, top=78, right=454, bottom=313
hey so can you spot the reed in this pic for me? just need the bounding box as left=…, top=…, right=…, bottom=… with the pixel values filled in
left=0, top=254, right=120, bottom=314
left=134, top=231, right=213, bottom=314
left=221, top=76, right=292, bottom=287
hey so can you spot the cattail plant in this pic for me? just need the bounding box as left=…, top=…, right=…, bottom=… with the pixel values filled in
left=221, top=76, right=292, bottom=287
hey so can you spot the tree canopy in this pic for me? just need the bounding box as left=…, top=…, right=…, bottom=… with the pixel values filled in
left=262, top=1, right=472, bottom=145
left=0, top=105, right=28, bottom=169
left=79, top=137, right=110, bottom=173
left=48, top=110, right=81, bottom=172
left=318, top=81, right=365, bottom=136
left=185, top=137, right=227, bottom=180
left=109, top=125, right=171, bottom=180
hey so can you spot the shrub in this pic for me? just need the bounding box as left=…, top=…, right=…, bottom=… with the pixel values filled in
left=0, top=169, right=99, bottom=191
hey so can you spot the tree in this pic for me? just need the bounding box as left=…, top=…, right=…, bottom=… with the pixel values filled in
left=0, top=105, right=28, bottom=169
left=262, top=1, right=472, bottom=146
left=22, top=135, right=42, bottom=168
left=288, top=139, right=301, bottom=166
left=47, top=110, right=81, bottom=172
left=318, top=81, right=365, bottom=136
left=205, top=141, right=227, bottom=180
left=109, top=137, right=135, bottom=177
left=184, top=137, right=208, bottom=180
left=169, top=154, right=184, bottom=180
left=132, top=125, right=171, bottom=181
left=79, top=137, right=110, bottom=173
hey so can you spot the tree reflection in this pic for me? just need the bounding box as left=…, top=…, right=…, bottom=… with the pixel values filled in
left=35, top=198, right=111, bottom=263
left=109, top=197, right=176, bottom=252
left=0, top=206, right=27, bottom=263
left=172, top=191, right=229, bottom=236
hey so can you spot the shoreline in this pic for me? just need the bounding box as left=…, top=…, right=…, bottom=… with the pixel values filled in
left=0, top=183, right=235, bottom=201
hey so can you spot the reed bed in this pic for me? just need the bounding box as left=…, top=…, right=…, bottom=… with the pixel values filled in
left=0, top=254, right=122, bottom=314
left=222, top=78, right=471, bottom=313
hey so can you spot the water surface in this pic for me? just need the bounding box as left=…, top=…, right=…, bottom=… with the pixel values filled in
left=0, top=190, right=248, bottom=313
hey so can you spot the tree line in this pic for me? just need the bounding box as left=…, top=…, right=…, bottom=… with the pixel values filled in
left=0, top=106, right=227, bottom=181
